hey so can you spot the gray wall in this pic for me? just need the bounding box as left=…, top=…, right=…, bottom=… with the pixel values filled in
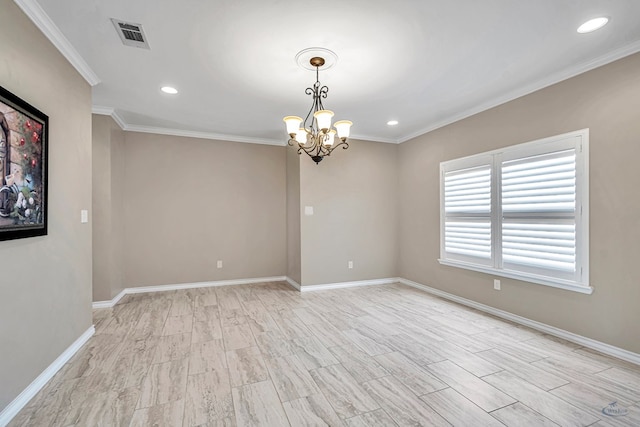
left=399, top=52, right=640, bottom=354
left=286, top=148, right=301, bottom=284
left=121, top=132, right=287, bottom=288
left=300, top=139, right=398, bottom=286
left=92, top=115, right=125, bottom=301
left=0, top=0, right=93, bottom=411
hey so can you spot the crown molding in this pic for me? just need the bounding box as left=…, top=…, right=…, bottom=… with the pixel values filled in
left=350, top=133, right=399, bottom=144
left=398, top=38, right=640, bottom=144
left=124, top=124, right=285, bottom=146
left=91, top=106, right=284, bottom=146
left=91, top=105, right=127, bottom=129
left=13, top=0, right=100, bottom=86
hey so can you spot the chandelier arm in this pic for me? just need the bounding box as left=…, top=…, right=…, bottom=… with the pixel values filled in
left=318, top=86, right=329, bottom=100
left=324, top=140, right=349, bottom=155
left=297, top=141, right=321, bottom=162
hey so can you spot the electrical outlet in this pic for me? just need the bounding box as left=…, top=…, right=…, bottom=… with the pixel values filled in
left=217, top=260, right=223, bottom=269
left=494, top=279, right=501, bottom=290
left=348, top=261, right=353, bottom=269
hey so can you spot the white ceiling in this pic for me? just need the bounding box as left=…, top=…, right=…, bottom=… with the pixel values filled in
left=28, top=0, right=640, bottom=144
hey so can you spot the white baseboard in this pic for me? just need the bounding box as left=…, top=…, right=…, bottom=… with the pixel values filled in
left=398, top=278, right=640, bottom=366
left=0, top=326, right=95, bottom=427
left=92, top=276, right=288, bottom=308
left=297, top=277, right=399, bottom=292
left=285, top=277, right=301, bottom=291
left=92, top=289, right=126, bottom=309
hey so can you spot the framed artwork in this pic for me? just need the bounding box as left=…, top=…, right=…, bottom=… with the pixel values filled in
left=0, top=85, right=48, bottom=241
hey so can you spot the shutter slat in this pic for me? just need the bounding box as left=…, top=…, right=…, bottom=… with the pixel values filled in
left=503, top=241, right=576, bottom=255
left=502, top=178, right=575, bottom=193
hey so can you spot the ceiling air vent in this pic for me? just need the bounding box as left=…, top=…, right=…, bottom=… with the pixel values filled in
left=111, top=18, right=150, bottom=49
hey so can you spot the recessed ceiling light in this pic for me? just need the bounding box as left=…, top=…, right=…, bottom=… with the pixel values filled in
left=387, top=120, right=399, bottom=126
left=577, top=17, right=609, bottom=33
left=161, top=86, right=178, bottom=94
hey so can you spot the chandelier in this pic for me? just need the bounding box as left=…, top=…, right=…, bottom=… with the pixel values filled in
left=283, top=55, right=352, bottom=164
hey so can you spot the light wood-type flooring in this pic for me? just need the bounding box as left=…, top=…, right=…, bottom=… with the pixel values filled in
left=9, top=282, right=640, bottom=426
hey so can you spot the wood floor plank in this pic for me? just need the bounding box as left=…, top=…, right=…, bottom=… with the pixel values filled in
left=188, top=339, right=226, bottom=375
left=269, top=310, right=314, bottom=340
left=264, top=354, right=321, bottom=402
left=344, top=409, right=398, bottom=426
left=595, top=367, right=640, bottom=395
left=532, top=359, right=640, bottom=402
left=306, top=322, right=350, bottom=348
left=183, top=370, right=234, bottom=426
left=192, top=319, right=223, bottom=343
left=129, top=399, right=185, bottom=427
left=483, top=370, right=600, bottom=426
left=429, top=340, right=502, bottom=377
left=194, top=289, right=218, bottom=307
left=328, top=345, right=389, bottom=384
left=222, top=320, right=256, bottom=351
left=282, top=393, right=345, bottom=427
left=226, top=346, right=269, bottom=387
left=309, top=364, right=380, bottom=419
left=291, top=336, right=339, bottom=370
left=152, top=333, right=192, bottom=363
left=374, top=352, right=447, bottom=396
left=324, top=310, right=359, bottom=331
left=362, top=376, right=450, bottom=427
left=8, top=377, right=81, bottom=427
left=169, top=294, right=194, bottom=316
left=138, top=358, right=189, bottom=409
left=384, top=333, right=447, bottom=365
left=193, top=304, right=221, bottom=323
left=425, top=360, right=516, bottom=412
left=60, top=387, right=139, bottom=426
left=550, top=382, right=638, bottom=426
left=232, top=380, right=290, bottom=426
left=532, top=349, right=612, bottom=374
left=162, top=314, right=194, bottom=336
left=255, top=330, right=297, bottom=359
left=476, top=348, right=569, bottom=391
left=420, top=387, right=504, bottom=426
left=341, top=328, right=393, bottom=357
left=490, top=402, right=560, bottom=427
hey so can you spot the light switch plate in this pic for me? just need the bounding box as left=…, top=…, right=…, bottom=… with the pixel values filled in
left=304, top=206, right=314, bottom=216
left=81, top=210, right=88, bottom=223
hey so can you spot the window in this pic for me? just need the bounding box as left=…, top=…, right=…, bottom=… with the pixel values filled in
left=439, top=129, right=590, bottom=294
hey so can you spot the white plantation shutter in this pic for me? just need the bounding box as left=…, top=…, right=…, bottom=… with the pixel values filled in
left=502, top=150, right=576, bottom=213
left=502, top=221, right=576, bottom=272
left=445, top=221, right=491, bottom=259
left=501, top=149, right=577, bottom=276
left=443, top=164, right=492, bottom=264
left=440, top=130, right=589, bottom=292
left=444, top=166, right=491, bottom=214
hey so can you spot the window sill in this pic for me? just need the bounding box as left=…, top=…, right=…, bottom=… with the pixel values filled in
left=438, top=259, right=593, bottom=295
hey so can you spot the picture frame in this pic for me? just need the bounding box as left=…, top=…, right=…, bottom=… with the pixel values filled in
left=0, top=85, right=48, bottom=241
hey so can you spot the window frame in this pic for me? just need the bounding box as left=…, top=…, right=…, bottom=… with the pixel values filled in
left=439, top=129, right=591, bottom=294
